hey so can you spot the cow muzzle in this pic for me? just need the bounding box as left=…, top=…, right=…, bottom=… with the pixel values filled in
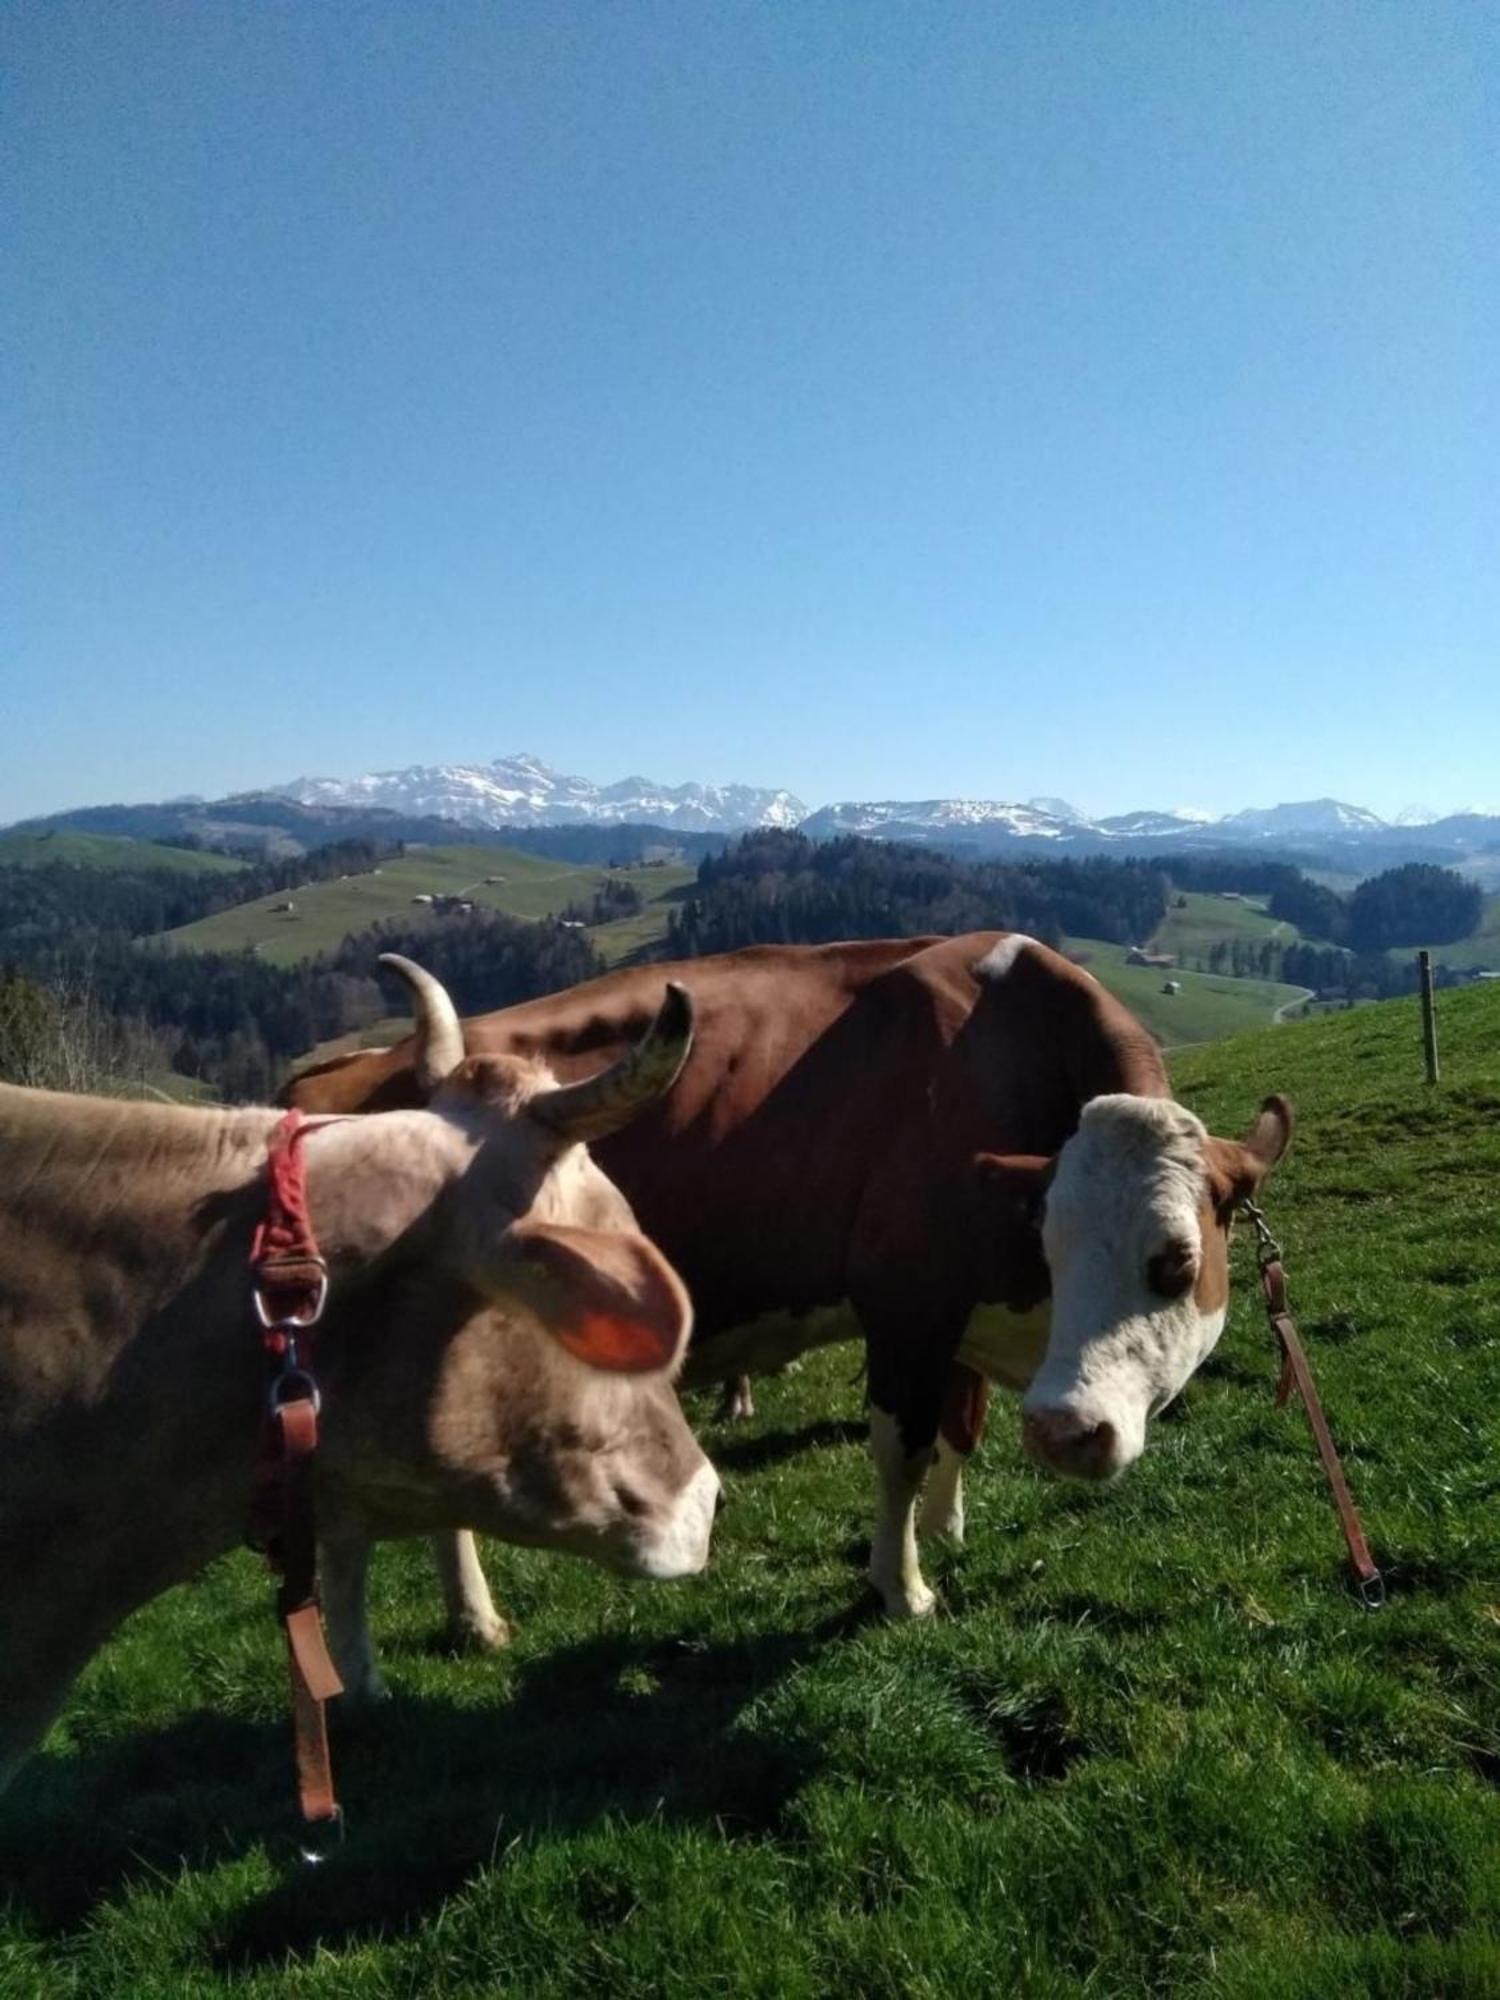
left=1021, top=1405, right=1138, bottom=1482
left=628, top=1460, right=722, bottom=1580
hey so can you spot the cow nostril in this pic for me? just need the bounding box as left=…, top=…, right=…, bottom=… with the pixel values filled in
left=1023, top=1409, right=1118, bottom=1478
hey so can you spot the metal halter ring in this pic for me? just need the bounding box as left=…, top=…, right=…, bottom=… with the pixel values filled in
left=252, top=1262, right=329, bottom=1331
left=1239, top=1197, right=1283, bottom=1266
left=268, top=1367, right=322, bottom=1417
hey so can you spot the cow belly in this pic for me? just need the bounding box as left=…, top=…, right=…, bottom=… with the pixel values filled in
left=956, top=1302, right=1052, bottom=1391
left=681, top=1304, right=859, bottom=1388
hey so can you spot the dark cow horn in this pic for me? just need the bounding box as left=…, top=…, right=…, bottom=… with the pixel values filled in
left=531, top=983, right=694, bottom=1143
left=378, top=954, right=466, bottom=1091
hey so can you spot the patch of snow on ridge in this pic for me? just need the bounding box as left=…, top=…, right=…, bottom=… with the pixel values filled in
left=276, top=755, right=808, bottom=834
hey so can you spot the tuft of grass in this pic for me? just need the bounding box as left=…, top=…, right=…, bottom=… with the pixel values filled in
left=3, top=986, right=1499, bottom=1992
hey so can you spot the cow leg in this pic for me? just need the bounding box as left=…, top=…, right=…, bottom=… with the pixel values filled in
left=716, top=1375, right=755, bottom=1422
left=319, top=1527, right=387, bottom=1702
left=868, top=1408, right=937, bottom=1617
left=918, top=1363, right=990, bottom=1544
left=431, top=1531, right=511, bottom=1653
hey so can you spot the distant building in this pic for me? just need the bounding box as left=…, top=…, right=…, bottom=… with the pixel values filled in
left=412, top=893, right=434, bottom=904
left=1162, top=979, right=1182, bottom=995
left=1127, top=946, right=1177, bottom=969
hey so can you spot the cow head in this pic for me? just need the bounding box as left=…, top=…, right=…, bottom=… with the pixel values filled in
left=976, top=1093, right=1291, bottom=1481
left=314, top=955, right=719, bottom=1580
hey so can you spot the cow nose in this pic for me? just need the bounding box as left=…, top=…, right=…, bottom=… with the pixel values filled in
left=1022, top=1407, right=1119, bottom=1481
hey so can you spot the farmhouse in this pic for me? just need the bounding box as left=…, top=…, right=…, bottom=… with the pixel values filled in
left=1127, top=945, right=1177, bottom=968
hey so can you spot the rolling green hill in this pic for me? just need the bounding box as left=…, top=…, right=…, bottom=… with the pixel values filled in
left=3, top=986, right=1496, bottom=1992
left=0, top=828, right=244, bottom=874
left=1149, top=888, right=1300, bottom=959
left=161, top=844, right=695, bottom=967
left=1066, top=937, right=1309, bottom=1046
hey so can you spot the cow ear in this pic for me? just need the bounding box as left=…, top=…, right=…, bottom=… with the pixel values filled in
left=1205, top=1095, right=1294, bottom=1212
left=973, top=1153, right=1053, bottom=1219
left=495, top=1220, right=693, bottom=1375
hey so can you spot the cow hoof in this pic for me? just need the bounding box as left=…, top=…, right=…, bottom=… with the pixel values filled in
left=716, top=1378, right=755, bottom=1422
left=445, top=1612, right=513, bottom=1656
left=872, top=1578, right=937, bottom=1620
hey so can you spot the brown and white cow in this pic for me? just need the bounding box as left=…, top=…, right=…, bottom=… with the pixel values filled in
left=286, top=932, right=1290, bottom=1631
left=0, top=959, right=718, bottom=1789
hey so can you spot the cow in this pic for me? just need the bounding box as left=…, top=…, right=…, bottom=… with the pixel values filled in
left=0, top=957, right=719, bottom=1789
left=285, top=932, right=1290, bottom=1639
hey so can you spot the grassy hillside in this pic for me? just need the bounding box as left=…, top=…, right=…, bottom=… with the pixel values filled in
left=1149, top=888, right=1299, bottom=959
left=161, top=845, right=694, bottom=967
left=1067, top=937, right=1309, bottom=1046
left=0, top=829, right=243, bottom=874
left=4, top=986, right=1497, bottom=1993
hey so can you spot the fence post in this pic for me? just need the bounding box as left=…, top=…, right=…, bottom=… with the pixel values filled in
left=1418, top=950, right=1440, bottom=1084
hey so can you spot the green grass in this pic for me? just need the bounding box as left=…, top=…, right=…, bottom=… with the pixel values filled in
left=4, top=985, right=1499, bottom=1992
left=160, top=846, right=694, bottom=968
left=0, top=829, right=243, bottom=874
left=1068, top=938, right=1310, bottom=1047
left=1150, top=890, right=1301, bottom=960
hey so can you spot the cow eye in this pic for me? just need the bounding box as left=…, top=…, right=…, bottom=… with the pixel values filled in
left=1147, top=1243, right=1196, bottom=1298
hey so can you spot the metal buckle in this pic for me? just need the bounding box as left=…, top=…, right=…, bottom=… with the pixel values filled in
left=253, top=1261, right=329, bottom=1331
left=1356, top=1570, right=1387, bottom=1613
left=299, top=1805, right=346, bottom=1865
left=269, top=1366, right=322, bottom=1417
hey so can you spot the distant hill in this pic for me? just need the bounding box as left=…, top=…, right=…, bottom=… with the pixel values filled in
left=162, top=843, right=695, bottom=968
left=0, top=828, right=243, bottom=875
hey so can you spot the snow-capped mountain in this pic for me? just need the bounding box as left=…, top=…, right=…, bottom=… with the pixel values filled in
left=278, top=754, right=806, bottom=834
left=263, top=758, right=1500, bottom=865
left=798, top=798, right=1079, bottom=841
left=1215, top=798, right=1387, bottom=838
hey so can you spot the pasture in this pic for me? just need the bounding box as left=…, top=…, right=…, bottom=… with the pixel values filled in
left=1149, top=889, right=1299, bottom=961
left=160, top=845, right=695, bottom=967
left=0, top=830, right=244, bottom=875
left=2, top=984, right=1497, bottom=1995
left=1064, top=938, right=1309, bottom=1047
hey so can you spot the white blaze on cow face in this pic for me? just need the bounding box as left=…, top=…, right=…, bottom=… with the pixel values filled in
left=1021, top=1095, right=1228, bottom=1481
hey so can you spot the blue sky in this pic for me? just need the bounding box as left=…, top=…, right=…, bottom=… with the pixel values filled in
left=7, top=2, right=1495, bottom=824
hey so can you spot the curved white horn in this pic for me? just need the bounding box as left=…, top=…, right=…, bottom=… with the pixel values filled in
left=530, top=983, right=694, bottom=1143
left=378, top=954, right=466, bottom=1091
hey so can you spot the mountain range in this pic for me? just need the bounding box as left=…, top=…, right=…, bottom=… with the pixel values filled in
left=271, top=755, right=1500, bottom=863
left=10, top=754, right=1500, bottom=878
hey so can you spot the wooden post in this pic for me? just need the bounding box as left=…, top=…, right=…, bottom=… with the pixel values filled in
left=1418, top=950, right=1440, bottom=1084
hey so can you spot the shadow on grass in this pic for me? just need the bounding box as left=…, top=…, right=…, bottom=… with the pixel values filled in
left=0, top=1603, right=875, bottom=1967
left=711, top=1416, right=867, bottom=1475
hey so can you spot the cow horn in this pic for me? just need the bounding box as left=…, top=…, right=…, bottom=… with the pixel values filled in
left=530, top=983, right=694, bottom=1143
left=378, top=954, right=466, bottom=1090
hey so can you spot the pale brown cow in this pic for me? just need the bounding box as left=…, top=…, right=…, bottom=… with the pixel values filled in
left=0, top=959, right=718, bottom=1789
left=286, top=933, right=1289, bottom=1639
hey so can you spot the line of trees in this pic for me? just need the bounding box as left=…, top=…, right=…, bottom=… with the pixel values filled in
left=667, top=831, right=1171, bottom=957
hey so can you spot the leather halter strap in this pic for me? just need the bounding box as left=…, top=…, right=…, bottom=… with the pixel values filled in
left=1248, top=1222, right=1384, bottom=1610
left=249, top=1109, right=346, bottom=1848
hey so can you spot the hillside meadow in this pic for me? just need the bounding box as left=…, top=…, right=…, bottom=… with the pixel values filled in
left=2, top=983, right=1497, bottom=1995
left=161, top=845, right=695, bottom=968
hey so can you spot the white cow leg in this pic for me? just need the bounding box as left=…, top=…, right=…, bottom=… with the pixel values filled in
left=319, top=1528, right=386, bottom=1702
left=917, top=1435, right=966, bottom=1544
left=716, top=1375, right=755, bottom=1422
left=432, top=1531, right=511, bottom=1653
left=868, top=1407, right=937, bottom=1618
